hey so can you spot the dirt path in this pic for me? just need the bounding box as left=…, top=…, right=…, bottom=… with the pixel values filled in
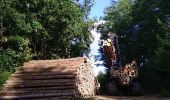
left=93, top=95, right=170, bottom=100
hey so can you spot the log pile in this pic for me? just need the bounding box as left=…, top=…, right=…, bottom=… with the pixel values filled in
left=0, top=57, right=97, bottom=100
left=111, top=61, right=138, bottom=85
left=75, top=61, right=96, bottom=97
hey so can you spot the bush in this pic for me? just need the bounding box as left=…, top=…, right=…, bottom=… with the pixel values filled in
left=0, top=49, right=22, bottom=72
left=0, top=71, right=12, bottom=88
left=0, top=36, right=32, bottom=72
left=6, top=36, right=32, bottom=62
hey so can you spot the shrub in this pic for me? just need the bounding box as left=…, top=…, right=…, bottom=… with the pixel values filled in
left=0, top=71, right=12, bottom=88
left=0, top=36, right=32, bottom=72
left=0, top=49, right=22, bottom=72
left=6, top=36, right=32, bottom=62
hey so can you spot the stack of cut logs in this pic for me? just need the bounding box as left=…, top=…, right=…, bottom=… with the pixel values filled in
left=0, top=57, right=97, bottom=100
left=75, top=60, right=96, bottom=97
left=111, top=61, right=138, bottom=85
left=103, top=39, right=116, bottom=66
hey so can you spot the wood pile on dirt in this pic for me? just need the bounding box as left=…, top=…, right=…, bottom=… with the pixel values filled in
left=0, top=57, right=97, bottom=100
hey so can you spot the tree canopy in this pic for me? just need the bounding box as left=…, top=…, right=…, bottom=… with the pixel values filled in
left=0, top=0, right=95, bottom=87
left=98, top=0, right=170, bottom=95
left=0, top=0, right=94, bottom=60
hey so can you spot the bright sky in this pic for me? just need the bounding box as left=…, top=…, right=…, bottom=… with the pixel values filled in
left=88, top=1, right=113, bottom=75
left=89, top=0, right=112, bottom=19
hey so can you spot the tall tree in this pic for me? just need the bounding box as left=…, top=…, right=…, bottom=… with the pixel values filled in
left=100, top=0, right=170, bottom=94
left=0, top=0, right=94, bottom=59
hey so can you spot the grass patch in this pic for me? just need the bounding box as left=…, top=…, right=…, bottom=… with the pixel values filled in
left=0, top=71, right=12, bottom=89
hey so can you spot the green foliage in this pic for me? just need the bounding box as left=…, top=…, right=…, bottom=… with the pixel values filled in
left=101, top=0, right=170, bottom=95
left=0, top=71, right=12, bottom=88
left=97, top=71, right=110, bottom=93
left=135, top=0, right=170, bottom=95
left=97, top=71, right=107, bottom=85
left=0, top=0, right=93, bottom=59
left=140, top=46, right=170, bottom=95
left=0, top=37, right=31, bottom=72
left=99, top=0, right=139, bottom=63
left=0, top=49, right=21, bottom=72
left=3, top=36, right=32, bottom=61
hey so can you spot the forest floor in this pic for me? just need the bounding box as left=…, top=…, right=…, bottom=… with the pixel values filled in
left=85, top=95, right=170, bottom=100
